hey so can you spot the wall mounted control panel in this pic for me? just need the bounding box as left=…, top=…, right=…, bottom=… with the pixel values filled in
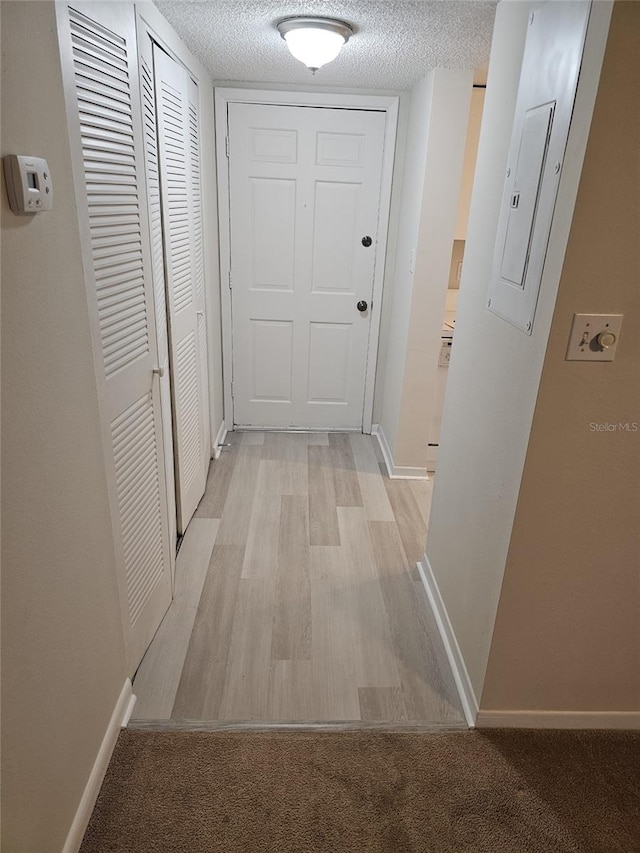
left=438, top=340, right=452, bottom=367
left=486, top=3, right=590, bottom=335
left=3, top=155, right=53, bottom=214
left=566, top=313, right=623, bottom=362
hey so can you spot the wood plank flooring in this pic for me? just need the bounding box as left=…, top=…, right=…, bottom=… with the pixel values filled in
left=132, top=432, right=465, bottom=726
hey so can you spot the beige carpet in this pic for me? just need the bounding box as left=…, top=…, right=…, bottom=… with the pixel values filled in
left=80, top=728, right=640, bottom=852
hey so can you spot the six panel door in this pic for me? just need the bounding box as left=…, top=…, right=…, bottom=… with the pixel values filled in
left=228, top=103, right=387, bottom=430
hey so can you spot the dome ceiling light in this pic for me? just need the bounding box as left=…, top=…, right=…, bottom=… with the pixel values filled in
left=276, top=16, right=354, bottom=73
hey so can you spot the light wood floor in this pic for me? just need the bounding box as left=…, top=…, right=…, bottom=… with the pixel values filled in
left=131, top=432, right=465, bottom=726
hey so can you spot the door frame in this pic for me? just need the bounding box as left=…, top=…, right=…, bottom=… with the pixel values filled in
left=214, top=87, right=399, bottom=433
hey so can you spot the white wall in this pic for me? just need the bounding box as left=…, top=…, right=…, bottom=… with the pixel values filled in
left=395, top=70, right=473, bottom=468
left=371, top=92, right=409, bottom=427
left=378, top=75, right=435, bottom=458
left=378, top=70, right=473, bottom=470
left=454, top=87, right=485, bottom=241
left=1, top=3, right=128, bottom=849
left=424, top=0, right=613, bottom=704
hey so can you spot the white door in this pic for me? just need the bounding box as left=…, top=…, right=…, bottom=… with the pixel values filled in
left=57, top=2, right=172, bottom=672
left=153, top=46, right=210, bottom=533
left=138, top=33, right=177, bottom=561
left=227, top=103, right=387, bottom=430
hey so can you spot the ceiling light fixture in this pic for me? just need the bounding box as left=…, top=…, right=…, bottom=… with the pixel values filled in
left=276, top=17, right=353, bottom=73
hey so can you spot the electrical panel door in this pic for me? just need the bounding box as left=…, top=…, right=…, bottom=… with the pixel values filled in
left=487, top=2, right=591, bottom=334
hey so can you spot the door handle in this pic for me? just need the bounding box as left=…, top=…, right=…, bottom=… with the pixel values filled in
left=361, top=236, right=372, bottom=247
left=152, top=366, right=165, bottom=378
left=357, top=300, right=368, bottom=313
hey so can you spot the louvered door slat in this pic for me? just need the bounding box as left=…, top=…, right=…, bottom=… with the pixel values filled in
left=89, top=215, right=139, bottom=232
left=176, top=332, right=201, bottom=492
left=77, top=87, right=133, bottom=116
left=75, top=76, right=132, bottom=108
left=111, top=393, right=163, bottom=626
left=94, top=248, right=143, bottom=267
left=80, top=121, right=134, bottom=144
left=73, top=63, right=130, bottom=98
left=97, top=283, right=145, bottom=310
left=158, top=75, right=192, bottom=316
left=61, top=3, right=172, bottom=674
left=72, top=44, right=128, bottom=77
left=79, top=100, right=131, bottom=119
left=103, top=329, right=149, bottom=364
left=189, top=99, right=205, bottom=301
left=81, top=117, right=135, bottom=140
left=71, top=37, right=128, bottom=69
left=69, top=13, right=127, bottom=50
left=72, top=47, right=128, bottom=80
left=88, top=179, right=139, bottom=194
left=83, top=148, right=136, bottom=169
left=97, top=289, right=144, bottom=312
left=87, top=168, right=137, bottom=184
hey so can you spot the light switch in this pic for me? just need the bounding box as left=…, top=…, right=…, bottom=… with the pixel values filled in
left=566, top=313, right=623, bottom=361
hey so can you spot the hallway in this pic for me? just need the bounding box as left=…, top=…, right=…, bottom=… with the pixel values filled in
left=132, top=431, right=465, bottom=726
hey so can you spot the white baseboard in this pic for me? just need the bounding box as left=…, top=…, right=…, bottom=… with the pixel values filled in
left=371, top=423, right=393, bottom=475
left=62, top=679, right=134, bottom=853
left=476, top=710, right=640, bottom=730
left=416, top=555, right=478, bottom=727
left=371, top=424, right=429, bottom=479
left=121, top=689, right=137, bottom=727
left=416, top=556, right=639, bottom=732
left=212, top=419, right=228, bottom=460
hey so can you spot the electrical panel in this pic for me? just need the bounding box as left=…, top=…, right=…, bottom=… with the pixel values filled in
left=487, top=2, right=591, bottom=334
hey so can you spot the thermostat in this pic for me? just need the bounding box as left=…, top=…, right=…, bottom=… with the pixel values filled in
left=3, top=155, right=53, bottom=214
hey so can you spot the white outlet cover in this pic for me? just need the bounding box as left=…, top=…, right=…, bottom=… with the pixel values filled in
left=566, top=313, right=623, bottom=362
left=438, top=341, right=452, bottom=367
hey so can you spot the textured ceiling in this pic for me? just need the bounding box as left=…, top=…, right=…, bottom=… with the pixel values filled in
left=153, top=1, right=497, bottom=91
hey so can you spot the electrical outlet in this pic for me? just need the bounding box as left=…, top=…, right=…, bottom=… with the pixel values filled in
left=438, top=341, right=452, bottom=367
left=566, top=313, right=623, bottom=361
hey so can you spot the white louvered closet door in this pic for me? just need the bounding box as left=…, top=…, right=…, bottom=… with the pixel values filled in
left=57, top=3, right=172, bottom=673
left=153, top=46, right=210, bottom=534
left=138, top=33, right=177, bottom=560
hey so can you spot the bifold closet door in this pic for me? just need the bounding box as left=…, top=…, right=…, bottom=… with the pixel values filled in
left=153, top=45, right=210, bottom=534
left=57, top=2, right=173, bottom=673
left=138, top=32, right=177, bottom=557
